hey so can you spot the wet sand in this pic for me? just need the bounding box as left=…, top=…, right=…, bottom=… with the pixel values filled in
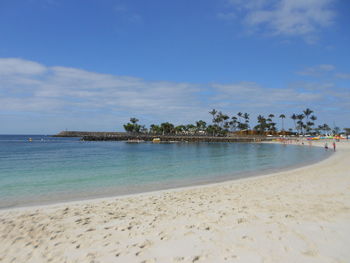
left=1, top=140, right=349, bottom=263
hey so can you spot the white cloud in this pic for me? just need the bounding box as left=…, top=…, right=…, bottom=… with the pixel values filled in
left=290, top=81, right=335, bottom=91
left=222, top=0, right=336, bottom=42
left=0, top=58, right=203, bottom=122
left=298, top=64, right=335, bottom=76
left=0, top=58, right=348, bottom=132
left=211, top=81, right=323, bottom=108
left=318, top=64, right=335, bottom=71
left=0, top=58, right=47, bottom=75
left=335, top=73, right=350, bottom=79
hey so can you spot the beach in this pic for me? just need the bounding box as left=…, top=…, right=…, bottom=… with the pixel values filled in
left=1, top=140, right=349, bottom=263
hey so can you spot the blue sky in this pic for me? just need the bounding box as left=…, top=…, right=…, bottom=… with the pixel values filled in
left=0, top=0, right=349, bottom=134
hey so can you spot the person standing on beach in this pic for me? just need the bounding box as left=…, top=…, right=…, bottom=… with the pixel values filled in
left=324, top=142, right=328, bottom=151
left=333, top=142, right=336, bottom=152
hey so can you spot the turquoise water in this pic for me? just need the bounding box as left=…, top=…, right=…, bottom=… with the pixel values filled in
left=0, top=135, right=331, bottom=208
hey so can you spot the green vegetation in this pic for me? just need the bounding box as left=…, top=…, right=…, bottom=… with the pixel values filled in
left=279, top=114, right=286, bottom=131
left=123, top=118, right=147, bottom=134
left=344, top=128, right=350, bottom=135
left=123, top=108, right=344, bottom=136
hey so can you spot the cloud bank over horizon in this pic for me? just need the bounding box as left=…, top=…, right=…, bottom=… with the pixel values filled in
left=0, top=58, right=348, bottom=133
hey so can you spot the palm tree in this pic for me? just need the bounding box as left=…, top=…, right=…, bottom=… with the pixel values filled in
left=209, top=109, right=217, bottom=124
left=322, top=123, right=331, bottom=135
left=303, top=108, right=314, bottom=133
left=267, top=114, right=276, bottom=133
left=195, top=120, right=207, bottom=133
left=160, top=122, right=175, bottom=135
left=255, top=115, right=267, bottom=135
left=317, top=123, right=331, bottom=135
left=343, top=128, right=350, bottom=136
left=303, top=108, right=313, bottom=120
left=235, top=112, right=245, bottom=131
left=308, top=115, right=317, bottom=133
left=175, top=125, right=186, bottom=135
left=237, top=112, right=243, bottom=123
left=130, top=118, right=139, bottom=124
left=214, top=112, right=229, bottom=129
left=230, top=116, right=238, bottom=132
left=297, top=114, right=305, bottom=135
left=279, top=114, right=286, bottom=131
left=221, top=114, right=229, bottom=128
left=214, top=111, right=223, bottom=127
left=123, top=123, right=134, bottom=133
left=150, top=124, right=161, bottom=135
left=223, top=121, right=230, bottom=131
left=291, top=114, right=297, bottom=133
left=221, top=114, right=230, bottom=129
left=243, top=113, right=250, bottom=130
left=206, top=124, right=220, bottom=137
left=333, top=126, right=340, bottom=135
left=124, top=118, right=141, bottom=133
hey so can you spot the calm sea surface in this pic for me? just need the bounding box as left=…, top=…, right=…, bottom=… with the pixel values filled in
left=0, top=135, right=331, bottom=208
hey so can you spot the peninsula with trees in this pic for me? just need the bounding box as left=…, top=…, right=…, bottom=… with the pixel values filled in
left=55, top=108, right=348, bottom=142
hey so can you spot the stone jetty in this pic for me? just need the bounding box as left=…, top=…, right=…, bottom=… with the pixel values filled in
left=53, top=131, right=125, bottom=137
left=54, top=131, right=269, bottom=143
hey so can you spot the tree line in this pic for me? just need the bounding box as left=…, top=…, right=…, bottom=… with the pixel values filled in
left=123, top=108, right=343, bottom=136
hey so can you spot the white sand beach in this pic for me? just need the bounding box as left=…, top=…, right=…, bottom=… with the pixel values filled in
left=1, top=140, right=349, bottom=263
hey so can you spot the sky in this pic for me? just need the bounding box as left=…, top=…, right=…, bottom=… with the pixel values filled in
left=0, top=0, right=349, bottom=134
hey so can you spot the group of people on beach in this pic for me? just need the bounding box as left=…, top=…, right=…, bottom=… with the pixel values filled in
left=278, top=138, right=338, bottom=152
left=324, top=142, right=336, bottom=151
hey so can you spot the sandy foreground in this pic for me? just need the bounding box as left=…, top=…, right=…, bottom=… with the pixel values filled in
left=1, top=141, right=350, bottom=263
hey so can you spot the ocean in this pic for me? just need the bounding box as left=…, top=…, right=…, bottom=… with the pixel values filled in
left=0, top=135, right=331, bottom=208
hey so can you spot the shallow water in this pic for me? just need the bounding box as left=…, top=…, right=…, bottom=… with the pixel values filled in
left=0, top=135, right=331, bottom=208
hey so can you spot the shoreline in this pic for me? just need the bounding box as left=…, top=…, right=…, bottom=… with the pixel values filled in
left=0, top=142, right=333, bottom=211
left=1, top=140, right=349, bottom=262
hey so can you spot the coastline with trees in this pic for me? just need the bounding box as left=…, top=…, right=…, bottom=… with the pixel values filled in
left=55, top=108, right=348, bottom=141
left=121, top=108, right=343, bottom=137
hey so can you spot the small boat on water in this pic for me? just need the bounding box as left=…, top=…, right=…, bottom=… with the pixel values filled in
left=28, top=138, right=33, bottom=142
left=152, top=138, right=161, bottom=143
